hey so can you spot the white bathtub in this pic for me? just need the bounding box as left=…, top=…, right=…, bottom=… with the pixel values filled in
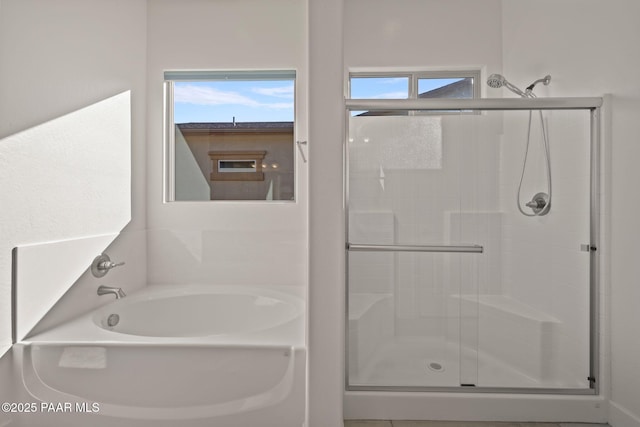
left=92, top=285, right=303, bottom=339
left=17, top=285, right=306, bottom=427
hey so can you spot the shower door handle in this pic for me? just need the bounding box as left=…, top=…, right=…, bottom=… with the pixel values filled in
left=347, top=243, right=483, bottom=254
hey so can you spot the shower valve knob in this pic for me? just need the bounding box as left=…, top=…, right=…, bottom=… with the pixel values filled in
left=526, top=198, right=546, bottom=209
left=525, top=192, right=550, bottom=216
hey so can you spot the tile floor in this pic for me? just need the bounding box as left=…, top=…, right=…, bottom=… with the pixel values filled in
left=344, top=422, right=610, bottom=427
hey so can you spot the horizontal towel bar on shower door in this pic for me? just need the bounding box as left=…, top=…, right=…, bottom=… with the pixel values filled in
left=347, top=243, right=484, bottom=254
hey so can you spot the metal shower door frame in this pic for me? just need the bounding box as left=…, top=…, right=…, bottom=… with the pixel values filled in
left=344, top=96, right=603, bottom=395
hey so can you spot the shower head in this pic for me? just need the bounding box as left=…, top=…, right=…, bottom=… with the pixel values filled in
left=486, top=73, right=506, bottom=89
left=486, top=73, right=527, bottom=97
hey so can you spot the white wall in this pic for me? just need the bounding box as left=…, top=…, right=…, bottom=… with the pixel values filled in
left=146, top=0, right=308, bottom=288
left=3, top=92, right=132, bottom=341
left=502, top=1, right=640, bottom=425
left=308, top=0, right=345, bottom=425
left=0, top=0, right=147, bottom=350
left=344, top=0, right=502, bottom=77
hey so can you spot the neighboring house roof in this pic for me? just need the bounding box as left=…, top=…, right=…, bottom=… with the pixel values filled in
left=418, top=77, right=473, bottom=99
left=177, top=121, right=293, bottom=133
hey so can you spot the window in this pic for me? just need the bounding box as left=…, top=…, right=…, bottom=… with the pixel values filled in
left=218, top=160, right=258, bottom=173
left=209, top=151, right=266, bottom=181
left=348, top=70, right=480, bottom=100
left=165, top=70, right=296, bottom=201
left=348, top=70, right=480, bottom=115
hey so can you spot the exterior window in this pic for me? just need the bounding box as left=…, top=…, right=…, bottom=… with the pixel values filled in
left=218, top=160, right=257, bottom=173
left=165, top=70, right=295, bottom=201
left=348, top=70, right=480, bottom=115
left=348, top=70, right=480, bottom=100
left=209, top=151, right=266, bottom=181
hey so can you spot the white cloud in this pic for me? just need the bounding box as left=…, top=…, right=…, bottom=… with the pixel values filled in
left=380, top=77, right=408, bottom=85
left=175, top=84, right=293, bottom=109
left=370, top=91, right=408, bottom=99
left=174, top=85, right=261, bottom=107
left=266, top=102, right=294, bottom=109
left=251, top=84, right=294, bottom=99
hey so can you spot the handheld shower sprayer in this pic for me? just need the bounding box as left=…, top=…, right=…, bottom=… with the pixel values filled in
left=486, top=74, right=527, bottom=97
left=487, top=73, right=551, bottom=98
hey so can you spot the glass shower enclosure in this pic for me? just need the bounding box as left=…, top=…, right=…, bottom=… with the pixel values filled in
left=345, top=97, right=602, bottom=393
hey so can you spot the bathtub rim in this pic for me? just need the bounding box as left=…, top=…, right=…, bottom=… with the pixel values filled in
left=22, top=284, right=305, bottom=348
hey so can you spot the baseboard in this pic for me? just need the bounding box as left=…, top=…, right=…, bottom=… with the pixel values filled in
left=610, top=401, right=640, bottom=427
left=345, top=391, right=608, bottom=422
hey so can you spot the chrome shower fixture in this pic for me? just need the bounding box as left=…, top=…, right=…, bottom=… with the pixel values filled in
left=487, top=73, right=553, bottom=217
left=525, top=75, right=551, bottom=94
left=486, top=73, right=527, bottom=97
left=525, top=192, right=550, bottom=216
left=486, top=73, right=552, bottom=98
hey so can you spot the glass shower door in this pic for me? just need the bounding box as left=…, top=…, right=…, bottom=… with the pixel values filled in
left=346, top=104, right=597, bottom=392
left=346, top=113, right=484, bottom=389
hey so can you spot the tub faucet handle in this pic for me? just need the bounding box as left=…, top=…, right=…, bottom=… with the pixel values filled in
left=91, top=254, right=125, bottom=278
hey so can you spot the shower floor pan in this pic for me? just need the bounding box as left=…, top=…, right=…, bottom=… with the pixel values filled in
left=350, top=336, right=537, bottom=388
left=349, top=293, right=589, bottom=391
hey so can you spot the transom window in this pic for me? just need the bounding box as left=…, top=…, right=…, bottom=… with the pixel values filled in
left=348, top=70, right=480, bottom=100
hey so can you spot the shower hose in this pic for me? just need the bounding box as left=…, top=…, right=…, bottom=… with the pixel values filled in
left=516, top=105, right=552, bottom=217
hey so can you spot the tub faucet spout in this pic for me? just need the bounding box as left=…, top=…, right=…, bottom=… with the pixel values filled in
left=97, top=285, right=126, bottom=299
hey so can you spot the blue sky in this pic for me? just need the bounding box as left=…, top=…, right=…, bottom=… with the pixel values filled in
left=350, top=77, right=410, bottom=99
left=350, top=77, right=464, bottom=99
left=174, top=77, right=464, bottom=123
left=174, top=80, right=295, bottom=123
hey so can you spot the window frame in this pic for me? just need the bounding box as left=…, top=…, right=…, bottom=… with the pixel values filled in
left=348, top=69, right=481, bottom=111
left=163, top=70, right=296, bottom=203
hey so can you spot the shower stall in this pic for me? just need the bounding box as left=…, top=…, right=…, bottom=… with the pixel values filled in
left=345, top=97, right=602, bottom=394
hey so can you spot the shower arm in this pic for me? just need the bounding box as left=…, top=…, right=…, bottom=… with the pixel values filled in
left=525, top=75, right=552, bottom=95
